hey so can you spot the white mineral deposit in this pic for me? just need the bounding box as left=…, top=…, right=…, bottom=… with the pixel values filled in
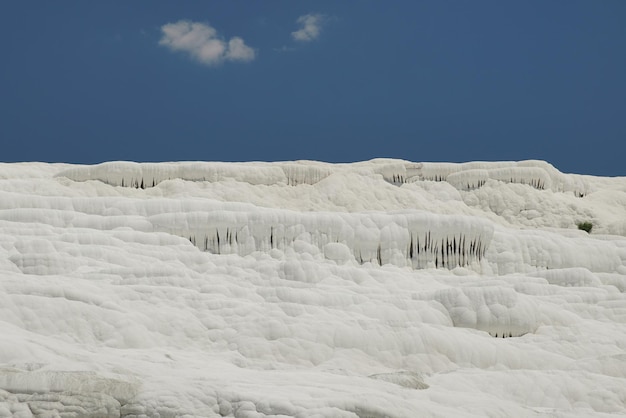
left=1, top=159, right=625, bottom=417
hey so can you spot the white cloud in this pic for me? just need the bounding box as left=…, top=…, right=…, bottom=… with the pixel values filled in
left=226, top=37, right=256, bottom=61
left=159, top=20, right=255, bottom=66
left=291, top=14, right=326, bottom=42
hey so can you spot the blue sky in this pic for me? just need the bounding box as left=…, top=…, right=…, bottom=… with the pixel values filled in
left=1, top=1, right=625, bottom=175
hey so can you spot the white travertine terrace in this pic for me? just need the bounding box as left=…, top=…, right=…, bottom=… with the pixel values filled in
left=0, top=159, right=625, bottom=417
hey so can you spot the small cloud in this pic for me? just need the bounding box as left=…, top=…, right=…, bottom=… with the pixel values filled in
left=291, top=14, right=326, bottom=42
left=159, top=20, right=255, bottom=66
left=226, top=37, right=256, bottom=61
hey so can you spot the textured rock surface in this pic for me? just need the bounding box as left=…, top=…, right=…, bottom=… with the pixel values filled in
left=0, top=159, right=625, bottom=417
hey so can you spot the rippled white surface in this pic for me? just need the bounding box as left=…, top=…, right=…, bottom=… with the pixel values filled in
left=0, top=160, right=625, bottom=417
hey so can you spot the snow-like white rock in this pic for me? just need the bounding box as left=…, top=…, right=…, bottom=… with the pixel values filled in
left=0, top=159, right=625, bottom=417
left=426, top=285, right=540, bottom=337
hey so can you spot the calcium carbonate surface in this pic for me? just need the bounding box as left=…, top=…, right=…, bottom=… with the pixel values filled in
left=1, top=159, right=625, bottom=417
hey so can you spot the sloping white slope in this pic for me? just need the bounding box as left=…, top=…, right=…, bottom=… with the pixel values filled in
left=0, top=160, right=625, bottom=417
